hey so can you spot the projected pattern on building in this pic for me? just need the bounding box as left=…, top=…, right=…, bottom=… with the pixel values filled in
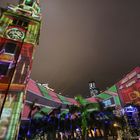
left=0, top=0, right=41, bottom=139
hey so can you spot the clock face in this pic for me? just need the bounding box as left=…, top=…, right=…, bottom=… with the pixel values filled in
left=6, top=28, right=25, bottom=40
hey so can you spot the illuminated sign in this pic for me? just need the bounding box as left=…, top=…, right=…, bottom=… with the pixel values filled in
left=103, top=97, right=115, bottom=107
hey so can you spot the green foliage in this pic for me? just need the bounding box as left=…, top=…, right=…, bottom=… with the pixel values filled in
left=75, top=95, right=89, bottom=138
left=75, top=95, right=87, bottom=106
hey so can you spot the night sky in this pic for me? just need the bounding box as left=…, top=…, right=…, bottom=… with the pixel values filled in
left=0, top=0, right=140, bottom=97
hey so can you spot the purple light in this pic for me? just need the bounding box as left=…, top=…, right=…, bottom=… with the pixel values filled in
left=125, top=105, right=137, bottom=113
left=65, top=113, right=69, bottom=119
left=27, top=130, right=31, bottom=136
left=57, top=114, right=60, bottom=119
left=94, top=128, right=96, bottom=133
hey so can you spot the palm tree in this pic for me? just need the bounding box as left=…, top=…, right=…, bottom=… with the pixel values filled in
left=75, top=95, right=99, bottom=140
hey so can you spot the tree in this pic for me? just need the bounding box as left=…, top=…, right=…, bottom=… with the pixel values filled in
left=75, top=95, right=98, bottom=140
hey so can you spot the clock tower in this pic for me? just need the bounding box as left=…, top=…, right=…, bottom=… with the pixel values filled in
left=0, top=0, right=41, bottom=139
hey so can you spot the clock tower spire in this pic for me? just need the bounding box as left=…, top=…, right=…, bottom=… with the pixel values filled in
left=0, top=0, right=41, bottom=139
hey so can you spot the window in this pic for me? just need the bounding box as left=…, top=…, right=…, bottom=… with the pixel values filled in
left=12, top=19, right=18, bottom=25
left=12, top=19, right=29, bottom=28
left=18, top=20, right=23, bottom=26
left=0, top=62, right=9, bottom=75
left=4, top=42, right=17, bottom=54
left=23, top=21, right=28, bottom=27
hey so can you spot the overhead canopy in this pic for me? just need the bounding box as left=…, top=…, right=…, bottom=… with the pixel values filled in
left=96, top=85, right=121, bottom=107
left=96, top=93, right=112, bottom=100
left=22, top=79, right=99, bottom=120
left=96, top=85, right=119, bottom=100
left=108, top=85, right=117, bottom=93
left=26, top=79, right=98, bottom=105
left=37, top=83, right=52, bottom=100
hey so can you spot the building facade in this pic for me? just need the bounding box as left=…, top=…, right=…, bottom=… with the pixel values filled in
left=116, top=67, right=140, bottom=106
left=0, top=0, right=41, bottom=139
